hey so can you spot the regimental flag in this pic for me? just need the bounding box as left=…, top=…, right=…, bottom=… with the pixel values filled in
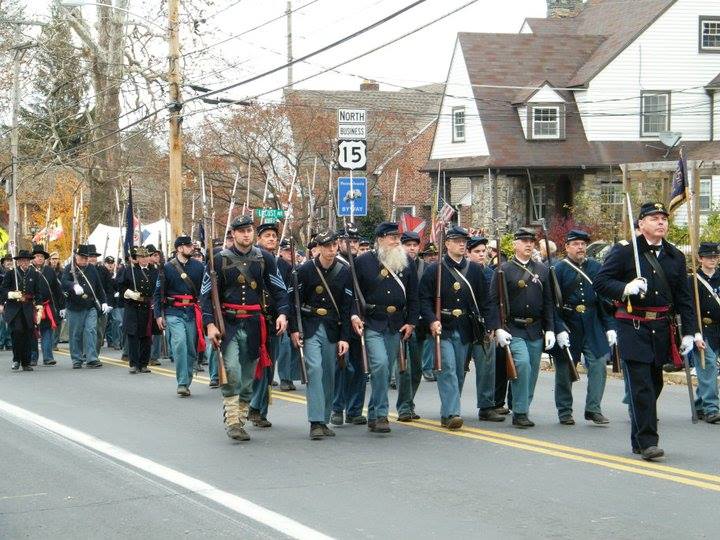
left=31, top=218, right=64, bottom=244
left=399, top=213, right=426, bottom=237
left=123, top=181, right=136, bottom=257
left=668, top=155, right=688, bottom=214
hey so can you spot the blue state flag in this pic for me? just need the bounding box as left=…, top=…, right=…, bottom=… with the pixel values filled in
left=668, top=156, right=687, bottom=214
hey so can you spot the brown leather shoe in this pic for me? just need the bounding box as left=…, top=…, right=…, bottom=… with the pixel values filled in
left=310, top=423, right=324, bottom=440
left=369, top=417, right=391, bottom=433
left=441, top=416, right=463, bottom=430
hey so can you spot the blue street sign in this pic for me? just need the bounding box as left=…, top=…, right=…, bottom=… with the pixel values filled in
left=337, top=176, right=367, bottom=217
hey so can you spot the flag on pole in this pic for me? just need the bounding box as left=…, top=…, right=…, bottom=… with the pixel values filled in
left=399, top=213, right=426, bottom=236
left=32, top=217, right=65, bottom=243
left=438, top=199, right=456, bottom=223
left=123, top=181, right=135, bottom=257
left=668, top=155, right=688, bottom=214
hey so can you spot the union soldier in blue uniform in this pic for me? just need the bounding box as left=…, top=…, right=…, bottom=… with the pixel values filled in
left=397, top=230, right=425, bottom=422
left=289, top=230, right=352, bottom=439
left=419, top=226, right=496, bottom=429
left=688, top=242, right=720, bottom=424
left=61, top=244, right=110, bottom=369
left=331, top=224, right=368, bottom=426
left=350, top=222, right=418, bottom=434
left=121, top=246, right=159, bottom=374
left=0, top=250, right=39, bottom=371
left=203, top=216, right=290, bottom=442
left=553, top=229, right=614, bottom=425
left=490, top=228, right=559, bottom=428
left=466, top=235, right=504, bottom=422
left=594, top=202, right=701, bottom=460
left=154, top=236, right=206, bottom=397
left=30, top=244, right=63, bottom=366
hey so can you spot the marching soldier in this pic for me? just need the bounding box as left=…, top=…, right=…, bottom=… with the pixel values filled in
left=154, top=236, right=206, bottom=397
left=594, top=202, right=700, bottom=460
left=419, top=226, right=495, bottom=429
left=554, top=230, right=613, bottom=425
left=466, top=236, right=504, bottom=422
left=30, top=244, right=63, bottom=366
left=397, top=230, right=424, bottom=422
left=121, top=246, right=159, bottom=374
left=690, top=242, right=720, bottom=424
left=0, top=250, right=39, bottom=371
left=289, top=230, right=352, bottom=439
left=331, top=224, right=368, bottom=426
left=203, top=216, right=290, bottom=442
left=350, top=222, right=418, bottom=434
left=358, top=238, right=371, bottom=254
left=61, top=244, right=110, bottom=369
left=489, top=228, right=559, bottom=428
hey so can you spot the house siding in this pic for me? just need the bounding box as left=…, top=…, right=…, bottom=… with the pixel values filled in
left=430, top=40, right=490, bottom=160
left=577, top=0, right=720, bottom=142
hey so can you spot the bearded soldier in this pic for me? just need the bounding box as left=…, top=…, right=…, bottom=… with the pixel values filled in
left=289, top=230, right=351, bottom=439
left=203, top=216, right=289, bottom=442
left=121, top=247, right=159, bottom=374
left=595, top=202, right=700, bottom=460
left=553, top=229, right=613, bottom=425
left=350, top=222, right=418, bottom=434
left=490, top=228, right=560, bottom=428
left=420, top=226, right=496, bottom=429
left=154, top=236, right=206, bottom=397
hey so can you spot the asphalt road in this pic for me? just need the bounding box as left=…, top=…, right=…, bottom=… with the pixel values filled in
left=1, top=347, right=719, bottom=539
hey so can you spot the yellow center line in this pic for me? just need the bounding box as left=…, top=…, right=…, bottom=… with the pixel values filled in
left=56, top=350, right=720, bottom=491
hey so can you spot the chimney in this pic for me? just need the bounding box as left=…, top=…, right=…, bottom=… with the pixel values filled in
left=360, top=79, right=380, bottom=91
left=547, top=0, right=584, bottom=18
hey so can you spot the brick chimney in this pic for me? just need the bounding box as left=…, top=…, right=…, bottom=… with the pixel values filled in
left=547, top=0, right=584, bottom=18
left=360, top=79, right=380, bottom=91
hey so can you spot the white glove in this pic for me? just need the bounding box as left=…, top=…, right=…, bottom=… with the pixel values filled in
left=73, top=283, right=85, bottom=296
left=606, top=329, right=617, bottom=347
left=59, top=309, right=66, bottom=319
left=496, top=329, right=513, bottom=347
left=7, top=291, right=22, bottom=300
left=101, top=303, right=112, bottom=315
left=623, top=278, right=647, bottom=298
left=114, top=292, right=119, bottom=298
left=557, top=331, right=570, bottom=349
left=123, top=289, right=141, bottom=301
left=544, top=331, right=556, bottom=351
left=679, top=335, right=695, bottom=356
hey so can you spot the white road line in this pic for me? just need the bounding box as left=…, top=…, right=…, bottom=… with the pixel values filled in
left=0, top=399, right=333, bottom=540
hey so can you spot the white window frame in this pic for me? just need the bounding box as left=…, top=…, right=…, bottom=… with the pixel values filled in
left=700, top=17, right=720, bottom=52
left=641, top=92, right=670, bottom=137
left=395, top=205, right=416, bottom=217
left=700, top=177, right=712, bottom=212
left=531, top=106, right=560, bottom=139
left=600, top=182, right=624, bottom=221
left=451, top=106, right=465, bottom=143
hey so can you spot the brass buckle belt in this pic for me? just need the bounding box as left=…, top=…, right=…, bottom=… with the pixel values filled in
left=441, top=309, right=465, bottom=318
left=511, top=317, right=536, bottom=327
left=301, top=305, right=330, bottom=317
left=366, top=304, right=400, bottom=315
left=702, top=317, right=719, bottom=326
left=564, top=304, right=587, bottom=314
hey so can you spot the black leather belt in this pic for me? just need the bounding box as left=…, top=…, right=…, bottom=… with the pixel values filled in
left=301, top=305, right=330, bottom=316
left=563, top=304, right=588, bottom=314
left=510, top=317, right=536, bottom=327
left=366, top=304, right=400, bottom=315
left=440, top=309, right=465, bottom=318
left=702, top=317, right=719, bottom=326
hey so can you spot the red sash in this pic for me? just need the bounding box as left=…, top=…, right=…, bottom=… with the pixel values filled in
left=170, top=295, right=206, bottom=353
left=221, top=303, right=272, bottom=379
left=41, top=300, right=57, bottom=330
left=614, top=304, right=683, bottom=367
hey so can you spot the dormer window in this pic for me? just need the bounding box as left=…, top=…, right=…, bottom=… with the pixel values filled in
left=700, top=17, right=720, bottom=53
left=527, top=103, right=566, bottom=140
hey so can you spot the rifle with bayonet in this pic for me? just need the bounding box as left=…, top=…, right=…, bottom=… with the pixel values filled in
left=433, top=226, right=443, bottom=372
left=527, top=170, right=579, bottom=383
left=495, top=225, right=518, bottom=381
left=345, top=233, right=369, bottom=374
left=289, top=239, right=308, bottom=384
left=201, top=173, right=228, bottom=386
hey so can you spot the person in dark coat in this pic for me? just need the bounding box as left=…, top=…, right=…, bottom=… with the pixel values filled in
left=121, top=246, right=158, bottom=374
left=61, top=244, right=110, bottom=368
left=0, top=250, right=39, bottom=371
left=594, top=201, right=700, bottom=461
left=30, top=244, right=64, bottom=366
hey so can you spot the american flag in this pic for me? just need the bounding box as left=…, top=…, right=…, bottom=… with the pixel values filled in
left=430, top=199, right=456, bottom=244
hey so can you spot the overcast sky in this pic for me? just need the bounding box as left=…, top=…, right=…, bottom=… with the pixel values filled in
left=27, top=0, right=548, bottom=104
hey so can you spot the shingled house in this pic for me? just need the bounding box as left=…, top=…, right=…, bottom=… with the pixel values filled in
left=425, top=0, right=720, bottom=234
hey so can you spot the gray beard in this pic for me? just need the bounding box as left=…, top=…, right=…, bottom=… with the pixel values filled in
left=377, top=244, right=409, bottom=274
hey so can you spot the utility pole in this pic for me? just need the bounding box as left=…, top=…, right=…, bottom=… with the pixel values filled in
left=286, top=0, right=293, bottom=89
left=168, top=0, right=183, bottom=238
